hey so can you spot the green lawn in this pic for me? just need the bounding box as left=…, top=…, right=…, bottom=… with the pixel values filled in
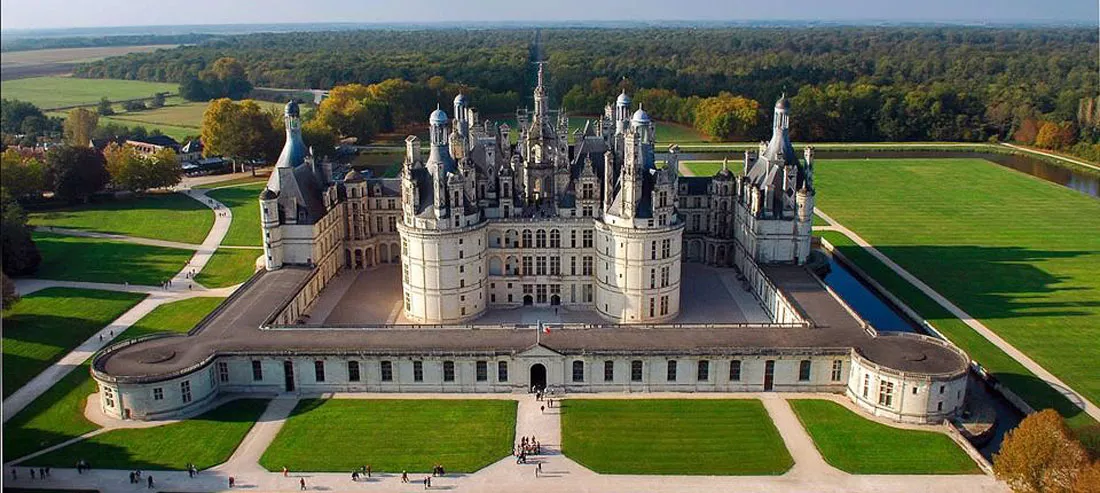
left=812, top=213, right=829, bottom=227
left=789, top=399, right=979, bottom=474
left=32, top=232, right=193, bottom=286
left=206, top=183, right=265, bottom=246
left=815, top=158, right=1100, bottom=428
left=259, top=399, right=516, bottom=473
left=2, top=288, right=145, bottom=398
left=117, top=296, right=225, bottom=340
left=25, top=398, right=270, bottom=470
left=193, top=176, right=269, bottom=189
left=0, top=77, right=178, bottom=110
left=2, top=363, right=100, bottom=461
left=561, top=399, right=793, bottom=475
left=195, top=248, right=259, bottom=288
left=29, top=193, right=213, bottom=244
left=682, top=160, right=743, bottom=177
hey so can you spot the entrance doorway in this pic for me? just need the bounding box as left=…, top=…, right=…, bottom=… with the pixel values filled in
left=530, top=363, right=547, bottom=391
left=523, top=295, right=533, bottom=306
left=550, top=295, right=560, bottom=306
left=763, top=360, right=775, bottom=391
left=283, top=360, right=295, bottom=392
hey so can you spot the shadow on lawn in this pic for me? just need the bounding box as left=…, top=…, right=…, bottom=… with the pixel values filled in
left=838, top=244, right=1099, bottom=321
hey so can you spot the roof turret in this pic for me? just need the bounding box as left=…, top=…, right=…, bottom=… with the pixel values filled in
left=616, top=90, right=631, bottom=106
left=430, top=107, right=449, bottom=125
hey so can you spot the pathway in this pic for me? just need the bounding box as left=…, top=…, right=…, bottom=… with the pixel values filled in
left=1001, top=142, right=1100, bottom=172
left=814, top=207, right=1100, bottom=423
left=3, top=188, right=240, bottom=422
left=212, top=396, right=299, bottom=475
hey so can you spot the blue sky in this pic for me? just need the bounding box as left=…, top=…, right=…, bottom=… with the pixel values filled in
left=1, top=0, right=1095, bottom=30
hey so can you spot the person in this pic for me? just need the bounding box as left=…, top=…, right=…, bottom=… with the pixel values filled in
left=300, top=478, right=306, bottom=490
left=11, top=468, right=16, bottom=480
left=540, top=405, right=545, bottom=414
left=538, top=462, right=543, bottom=476
left=438, top=465, right=444, bottom=476
left=129, top=471, right=135, bottom=483
left=147, top=475, right=154, bottom=489
left=44, top=467, right=50, bottom=478
left=30, top=469, right=35, bottom=480
left=283, top=466, right=289, bottom=477
left=535, top=463, right=539, bottom=477
left=366, top=464, right=371, bottom=478
left=401, top=470, right=408, bottom=483
left=352, top=471, right=359, bottom=481
left=228, top=476, right=235, bottom=488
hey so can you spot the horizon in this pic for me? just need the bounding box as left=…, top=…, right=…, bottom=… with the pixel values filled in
left=1, top=0, right=1096, bottom=32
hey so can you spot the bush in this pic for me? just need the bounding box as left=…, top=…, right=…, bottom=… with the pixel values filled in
left=122, top=100, right=147, bottom=112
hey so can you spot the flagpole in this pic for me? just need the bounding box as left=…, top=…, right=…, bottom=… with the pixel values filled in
left=536, top=319, right=541, bottom=345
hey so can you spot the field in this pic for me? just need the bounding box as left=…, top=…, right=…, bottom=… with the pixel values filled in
left=814, top=158, right=1100, bottom=420
left=259, top=399, right=516, bottom=473
left=789, top=400, right=979, bottom=474
left=194, top=248, right=260, bottom=288
left=29, top=192, right=213, bottom=244
left=2, top=363, right=100, bottom=461
left=25, top=398, right=270, bottom=470
left=0, top=45, right=177, bottom=81
left=561, top=399, right=793, bottom=475
left=0, top=76, right=177, bottom=109
left=32, top=232, right=193, bottom=286
left=117, top=297, right=225, bottom=340
left=96, top=99, right=291, bottom=140
left=206, top=183, right=265, bottom=246
left=1, top=288, right=145, bottom=398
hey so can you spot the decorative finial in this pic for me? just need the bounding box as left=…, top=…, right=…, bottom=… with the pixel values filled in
left=722, top=157, right=729, bottom=171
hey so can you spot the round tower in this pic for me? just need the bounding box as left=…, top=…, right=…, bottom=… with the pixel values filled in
left=260, top=188, right=283, bottom=270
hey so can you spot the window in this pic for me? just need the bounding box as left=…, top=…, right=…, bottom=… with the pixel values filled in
left=697, top=360, right=710, bottom=381
left=604, top=361, right=615, bottom=382
left=550, top=230, right=561, bottom=248
left=476, top=361, right=488, bottom=382
left=522, top=230, right=532, bottom=248
left=153, top=387, right=163, bottom=401
left=572, top=360, right=585, bottom=382
left=649, top=297, right=655, bottom=317
left=570, top=256, right=577, bottom=275
left=582, top=256, right=593, bottom=276
left=536, top=256, right=546, bottom=275
left=443, top=361, right=456, bottom=382
left=181, top=380, right=192, bottom=403
left=348, top=361, right=361, bottom=382
left=661, top=239, right=671, bottom=258
left=667, top=360, right=678, bottom=381
left=550, top=257, right=560, bottom=276
left=798, top=360, right=811, bottom=381
left=650, top=269, right=656, bottom=288
left=660, top=295, right=669, bottom=316
left=631, top=360, right=643, bottom=382
left=412, top=361, right=424, bottom=381
left=729, top=360, right=742, bottom=381
left=913, top=386, right=918, bottom=395
left=498, top=361, right=509, bottom=382
left=831, top=360, right=843, bottom=382
left=939, top=385, right=945, bottom=394
left=523, top=256, right=533, bottom=275
left=651, top=241, right=657, bottom=260
left=582, top=230, right=593, bottom=248
left=217, top=361, right=229, bottom=383
left=536, top=230, right=546, bottom=248
left=863, top=374, right=870, bottom=398
left=661, top=266, right=670, bottom=287
left=314, top=360, right=326, bottom=382
left=570, top=230, right=577, bottom=248
left=878, top=380, right=895, bottom=407
left=381, top=361, right=393, bottom=381
left=937, top=401, right=944, bottom=412
left=252, top=360, right=263, bottom=381
left=104, top=387, right=115, bottom=408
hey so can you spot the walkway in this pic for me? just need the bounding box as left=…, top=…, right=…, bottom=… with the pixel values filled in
left=814, top=208, right=1100, bottom=423
left=3, top=188, right=241, bottom=422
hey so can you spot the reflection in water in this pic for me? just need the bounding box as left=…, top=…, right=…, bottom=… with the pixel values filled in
left=819, top=254, right=917, bottom=332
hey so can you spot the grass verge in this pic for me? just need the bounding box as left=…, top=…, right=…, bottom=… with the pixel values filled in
left=194, top=249, right=259, bottom=288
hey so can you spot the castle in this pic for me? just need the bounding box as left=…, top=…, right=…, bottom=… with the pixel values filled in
left=260, top=65, right=814, bottom=324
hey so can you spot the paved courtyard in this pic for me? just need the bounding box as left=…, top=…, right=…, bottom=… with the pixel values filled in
left=311, top=263, right=770, bottom=325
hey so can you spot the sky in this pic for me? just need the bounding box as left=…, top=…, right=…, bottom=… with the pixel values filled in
left=1, top=0, right=1096, bottom=30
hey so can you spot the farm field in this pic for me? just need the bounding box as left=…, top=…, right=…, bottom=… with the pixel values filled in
left=814, top=158, right=1100, bottom=418
left=259, top=399, right=516, bottom=473
left=0, top=45, right=177, bottom=80
left=32, top=232, right=193, bottom=286
left=789, top=400, right=979, bottom=474
left=0, top=76, right=177, bottom=109
left=1, top=288, right=145, bottom=398
left=29, top=192, right=213, bottom=244
left=561, top=399, right=792, bottom=475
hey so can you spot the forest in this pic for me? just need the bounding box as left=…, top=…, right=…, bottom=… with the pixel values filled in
left=64, top=27, right=1100, bottom=158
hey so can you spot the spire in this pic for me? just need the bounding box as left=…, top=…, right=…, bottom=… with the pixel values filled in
left=275, top=100, right=306, bottom=168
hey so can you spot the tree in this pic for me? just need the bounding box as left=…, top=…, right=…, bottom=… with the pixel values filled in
left=1, top=149, right=47, bottom=200
left=1035, top=121, right=1077, bottom=150
left=1, top=272, right=18, bottom=310
left=148, top=147, right=183, bottom=189
left=97, top=97, right=115, bottom=116
left=104, top=142, right=145, bottom=191
left=311, top=84, right=388, bottom=142
left=0, top=188, right=41, bottom=276
left=122, top=100, right=146, bottom=112
left=201, top=99, right=279, bottom=172
left=302, top=120, right=338, bottom=160
left=693, top=92, right=760, bottom=141
left=994, top=409, right=1089, bottom=493
left=1, top=98, right=48, bottom=134
left=45, top=145, right=110, bottom=202
left=1015, top=119, right=1042, bottom=145
left=63, top=108, right=98, bottom=146
left=150, top=92, right=167, bottom=108
left=1074, top=461, right=1100, bottom=493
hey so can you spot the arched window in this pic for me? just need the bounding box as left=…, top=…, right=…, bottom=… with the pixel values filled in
left=522, top=230, right=532, bottom=248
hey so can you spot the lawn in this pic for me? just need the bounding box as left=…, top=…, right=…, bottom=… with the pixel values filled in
left=195, top=248, right=259, bottom=288
left=117, top=296, right=225, bottom=340
left=25, top=398, right=270, bottom=470
left=682, top=160, right=743, bottom=177
left=32, top=232, right=193, bottom=286
left=814, top=158, right=1100, bottom=426
left=1, top=288, right=145, bottom=398
left=561, top=399, right=793, bottom=475
left=206, top=183, right=265, bottom=246
left=0, top=77, right=178, bottom=110
left=789, top=399, right=979, bottom=474
left=29, top=192, right=213, bottom=244
left=2, top=363, right=100, bottom=461
left=259, top=399, right=516, bottom=473
left=193, top=176, right=269, bottom=189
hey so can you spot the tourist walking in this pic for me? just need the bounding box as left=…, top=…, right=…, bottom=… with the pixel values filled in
left=11, top=468, right=16, bottom=480
left=147, top=475, right=154, bottom=488
left=300, top=478, right=306, bottom=490
left=229, top=476, right=235, bottom=488
left=29, top=469, right=35, bottom=480
left=401, top=470, right=409, bottom=483
left=283, top=466, right=289, bottom=477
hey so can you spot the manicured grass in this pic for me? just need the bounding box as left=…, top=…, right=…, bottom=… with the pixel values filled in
left=195, top=248, right=259, bottom=288
left=29, top=192, right=213, bottom=244
left=32, top=232, right=193, bottom=286
left=259, top=399, right=516, bottom=473
left=25, top=398, right=270, bottom=470
left=820, top=231, right=1096, bottom=430
left=192, top=176, right=269, bottom=189
left=682, top=160, right=743, bottom=177
left=2, top=363, right=100, bottom=461
left=812, top=213, right=829, bottom=226
left=789, top=399, right=979, bottom=474
left=815, top=158, right=1100, bottom=427
left=0, top=77, right=177, bottom=110
left=561, top=399, right=793, bottom=475
left=206, top=183, right=265, bottom=246
left=117, top=297, right=225, bottom=340
left=1, top=288, right=145, bottom=398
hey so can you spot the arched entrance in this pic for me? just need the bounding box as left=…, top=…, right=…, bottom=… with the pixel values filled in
left=530, top=363, right=547, bottom=391
left=550, top=295, right=560, bottom=306
left=523, top=295, right=534, bottom=306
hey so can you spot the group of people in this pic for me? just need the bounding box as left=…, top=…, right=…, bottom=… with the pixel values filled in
left=515, top=435, right=541, bottom=463
left=128, top=470, right=154, bottom=488
left=350, top=464, right=372, bottom=481
left=74, top=460, right=91, bottom=473
left=12, top=467, right=50, bottom=481
left=186, top=462, right=199, bottom=478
